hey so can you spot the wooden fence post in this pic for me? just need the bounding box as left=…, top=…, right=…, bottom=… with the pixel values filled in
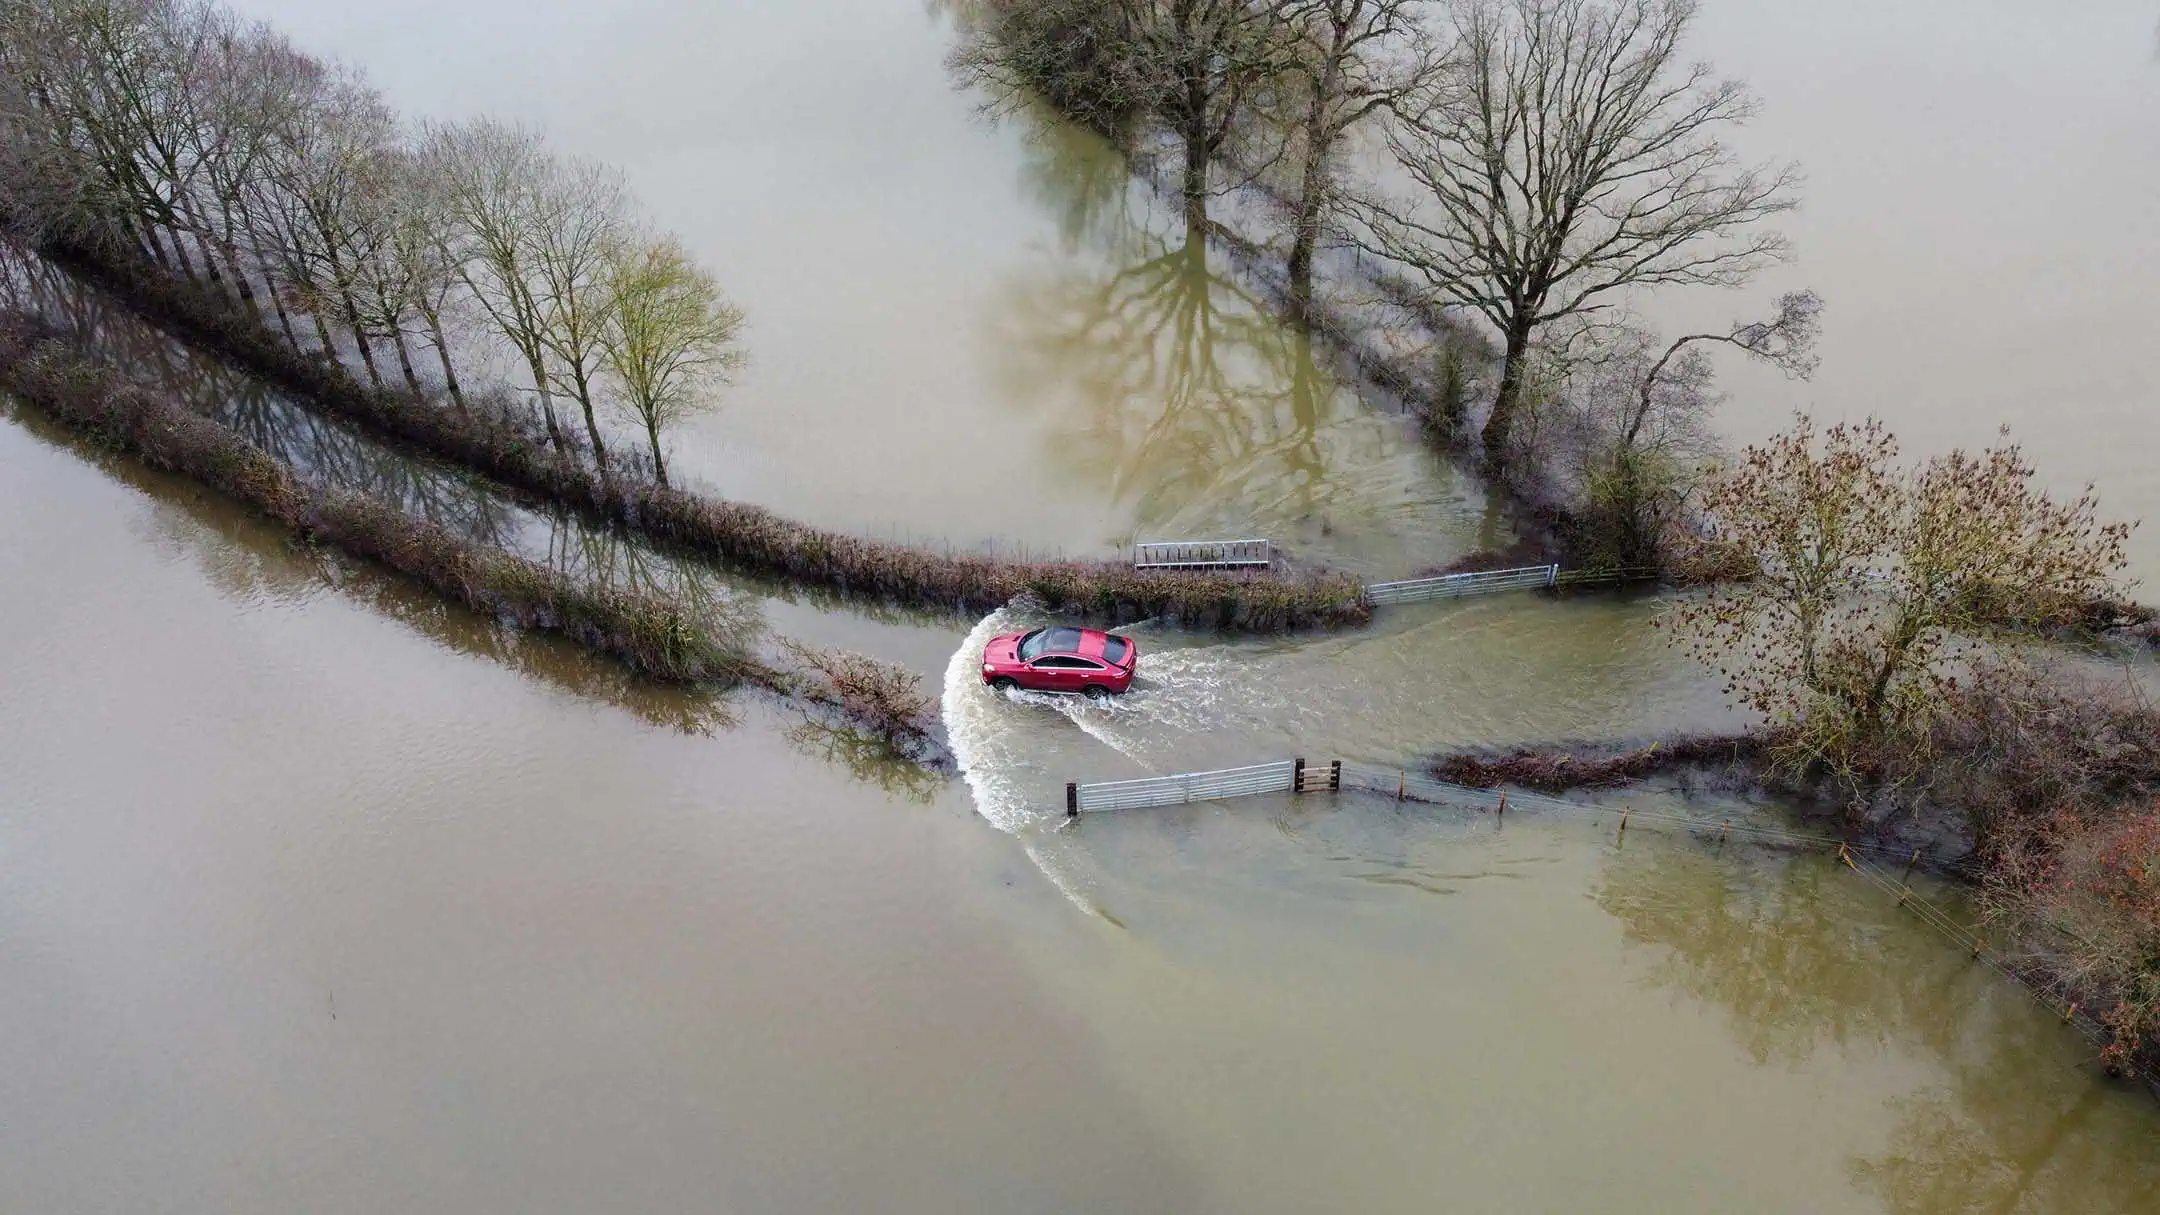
left=1066, top=782, right=1078, bottom=818
left=1293, top=757, right=1306, bottom=795
left=1497, top=790, right=1507, bottom=818
left=1329, top=760, right=1341, bottom=792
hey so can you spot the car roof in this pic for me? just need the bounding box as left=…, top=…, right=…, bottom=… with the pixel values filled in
left=1027, top=626, right=1112, bottom=659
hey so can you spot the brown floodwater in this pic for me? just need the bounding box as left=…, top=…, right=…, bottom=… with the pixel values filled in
left=7, top=0, right=2160, bottom=1209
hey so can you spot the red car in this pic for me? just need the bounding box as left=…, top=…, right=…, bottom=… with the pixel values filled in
left=982, top=626, right=1139, bottom=699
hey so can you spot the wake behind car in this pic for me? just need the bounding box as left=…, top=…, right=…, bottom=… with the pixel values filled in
left=982, top=626, right=1138, bottom=699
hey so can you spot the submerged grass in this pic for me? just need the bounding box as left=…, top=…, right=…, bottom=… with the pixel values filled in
left=0, top=313, right=759, bottom=686
left=49, top=243, right=1371, bottom=633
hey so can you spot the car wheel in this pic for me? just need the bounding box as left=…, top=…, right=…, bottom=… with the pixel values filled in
left=991, top=677, right=1018, bottom=693
left=1083, top=684, right=1111, bottom=702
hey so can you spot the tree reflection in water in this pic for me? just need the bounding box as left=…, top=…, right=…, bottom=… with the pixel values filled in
left=785, top=718, right=943, bottom=804
left=1596, top=840, right=2160, bottom=1213
left=990, top=117, right=1481, bottom=573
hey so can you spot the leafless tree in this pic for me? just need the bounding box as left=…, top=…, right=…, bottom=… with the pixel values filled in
left=1343, top=0, right=1800, bottom=468
left=944, top=0, right=1157, bottom=142
left=1270, top=0, right=1441, bottom=320
left=1116, top=0, right=1299, bottom=233
left=1629, top=289, right=1817, bottom=448
left=1, top=0, right=204, bottom=261
left=600, top=232, right=746, bottom=485
left=247, top=66, right=399, bottom=384
left=182, top=13, right=312, bottom=320
left=532, top=156, right=629, bottom=468
left=424, top=117, right=566, bottom=448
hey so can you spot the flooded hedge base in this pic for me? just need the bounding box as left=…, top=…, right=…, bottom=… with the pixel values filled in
left=5, top=1, right=2160, bottom=1212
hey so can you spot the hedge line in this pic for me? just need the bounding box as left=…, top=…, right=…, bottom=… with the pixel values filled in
left=0, top=314, right=761, bottom=686
left=48, top=242, right=1373, bottom=633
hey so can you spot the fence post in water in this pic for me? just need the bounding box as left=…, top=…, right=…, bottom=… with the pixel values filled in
left=1293, top=757, right=1306, bottom=795
left=1618, top=808, right=1629, bottom=840
left=1066, top=782, right=1078, bottom=818
left=1329, top=761, right=1341, bottom=793
left=1397, top=769, right=1405, bottom=801
left=1718, top=821, right=1731, bottom=847
left=1497, top=790, right=1507, bottom=818
left=1903, top=848, right=1922, bottom=882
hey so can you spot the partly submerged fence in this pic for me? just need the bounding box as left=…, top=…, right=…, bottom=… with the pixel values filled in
left=1071, top=756, right=1906, bottom=863
left=1133, top=538, right=1273, bottom=570
left=1066, top=758, right=1334, bottom=813
left=1063, top=755, right=2120, bottom=1061
left=1364, top=563, right=1559, bottom=605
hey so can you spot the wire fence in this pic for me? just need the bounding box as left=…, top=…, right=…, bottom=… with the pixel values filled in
left=1365, top=563, right=1559, bottom=605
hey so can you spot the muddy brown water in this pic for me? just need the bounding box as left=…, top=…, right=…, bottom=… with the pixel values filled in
left=6, top=0, right=2160, bottom=1210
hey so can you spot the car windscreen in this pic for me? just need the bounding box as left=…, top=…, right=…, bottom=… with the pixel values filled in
left=1018, top=627, right=1081, bottom=661
left=1102, top=637, right=1130, bottom=665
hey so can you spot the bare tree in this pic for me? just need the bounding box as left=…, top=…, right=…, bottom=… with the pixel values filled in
left=944, top=0, right=1157, bottom=142
left=244, top=64, right=402, bottom=384
left=183, top=14, right=312, bottom=319
left=1344, top=0, right=1799, bottom=468
left=1628, top=288, right=1817, bottom=448
left=1271, top=0, right=1441, bottom=319
left=531, top=156, right=628, bottom=468
left=424, top=117, right=566, bottom=448
left=382, top=151, right=469, bottom=410
left=1116, top=0, right=1297, bottom=233
left=600, top=233, right=746, bottom=485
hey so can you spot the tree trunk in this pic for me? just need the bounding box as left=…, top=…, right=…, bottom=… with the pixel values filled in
left=267, top=278, right=302, bottom=350
left=309, top=308, right=336, bottom=361
left=348, top=320, right=383, bottom=388
left=391, top=327, right=424, bottom=400
left=1287, top=61, right=1341, bottom=324
left=571, top=364, right=608, bottom=470
left=164, top=222, right=200, bottom=281
left=214, top=203, right=262, bottom=319
left=524, top=352, right=565, bottom=451
left=1482, top=318, right=1536, bottom=468
left=646, top=417, right=668, bottom=486
left=223, top=247, right=262, bottom=318
left=427, top=312, right=466, bottom=411
left=1181, top=70, right=1210, bottom=239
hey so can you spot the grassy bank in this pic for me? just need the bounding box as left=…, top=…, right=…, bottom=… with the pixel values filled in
left=44, top=242, right=1370, bottom=633
left=0, top=313, right=762, bottom=687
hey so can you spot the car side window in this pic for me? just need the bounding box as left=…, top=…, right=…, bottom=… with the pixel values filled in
left=1033, top=656, right=1103, bottom=670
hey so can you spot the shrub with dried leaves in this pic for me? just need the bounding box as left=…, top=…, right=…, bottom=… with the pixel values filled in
left=1664, top=414, right=2133, bottom=781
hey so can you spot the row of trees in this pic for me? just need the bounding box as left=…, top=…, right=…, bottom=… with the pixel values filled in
left=954, top=0, right=1809, bottom=564
left=0, top=0, right=744, bottom=482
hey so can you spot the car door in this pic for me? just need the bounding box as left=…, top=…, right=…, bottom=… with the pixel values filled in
left=1028, top=655, right=1090, bottom=693
left=1066, top=658, right=1110, bottom=693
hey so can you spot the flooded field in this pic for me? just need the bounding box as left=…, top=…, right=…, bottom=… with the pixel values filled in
left=5, top=0, right=2159, bottom=1211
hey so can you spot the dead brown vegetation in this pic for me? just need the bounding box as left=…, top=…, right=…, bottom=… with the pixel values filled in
left=778, top=641, right=941, bottom=753
left=1432, top=733, right=1764, bottom=792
